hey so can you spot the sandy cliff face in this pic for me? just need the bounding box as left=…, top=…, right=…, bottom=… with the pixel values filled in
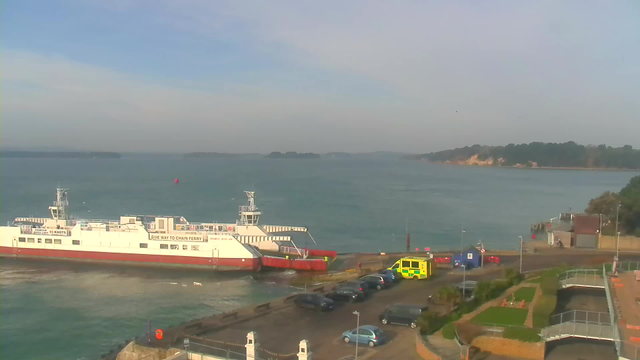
left=444, top=155, right=505, bottom=166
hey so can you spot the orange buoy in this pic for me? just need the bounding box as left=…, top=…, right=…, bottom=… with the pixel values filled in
left=174, top=178, right=179, bottom=184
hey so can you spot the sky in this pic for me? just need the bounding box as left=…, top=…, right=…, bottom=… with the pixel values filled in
left=1, top=1, right=639, bottom=153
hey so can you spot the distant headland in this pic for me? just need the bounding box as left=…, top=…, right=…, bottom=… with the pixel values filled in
left=1, top=151, right=121, bottom=159
left=403, top=142, right=640, bottom=170
left=264, top=151, right=320, bottom=159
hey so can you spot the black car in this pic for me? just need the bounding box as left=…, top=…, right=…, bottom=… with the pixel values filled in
left=378, top=269, right=399, bottom=282
left=336, top=280, right=369, bottom=293
left=294, top=293, right=335, bottom=311
left=325, top=288, right=365, bottom=302
left=379, top=304, right=428, bottom=329
left=360, top=275, right=390, bottom=290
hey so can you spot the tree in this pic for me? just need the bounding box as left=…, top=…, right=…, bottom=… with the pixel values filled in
left=586, top=175, right=640, bottom=235
left=438, top=285, right=461, bottom=311
left=585, top=191, right=621, bottom=219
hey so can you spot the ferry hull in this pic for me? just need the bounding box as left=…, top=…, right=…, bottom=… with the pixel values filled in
left=0, top=246, right=260, bottom=272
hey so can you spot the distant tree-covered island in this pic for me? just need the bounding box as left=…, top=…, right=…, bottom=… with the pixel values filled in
left=264, top=151, right=320, bottom=159
left=0, top=151, right=121, bottom=159
left=183, top=152, right=262, bottom=159
left=403, top=142, right=640, bottom=170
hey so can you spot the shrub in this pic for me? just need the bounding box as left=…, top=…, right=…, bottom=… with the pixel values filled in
left=473, top=280, right=493, bottom=303
left=419, top=311, right=447, bottom=335
left=457, top=300, right=479, bottom=315
left=532, top=294, right=557, bottom=328
left=503, top=327, right=541, bottom=342
left=503, top=268, right=524, bottom=286
left=442, top=322, right=456, bottom=339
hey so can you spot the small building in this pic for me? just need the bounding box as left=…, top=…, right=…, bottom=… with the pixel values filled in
left=573, top=214, right=600, bottom=248
left=453, top=247, right=482, bottom=269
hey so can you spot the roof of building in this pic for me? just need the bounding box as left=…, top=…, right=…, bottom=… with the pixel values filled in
left=574, top=214, right=600, bottom=234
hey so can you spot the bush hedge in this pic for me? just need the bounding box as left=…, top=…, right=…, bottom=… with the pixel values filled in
left=442, top=322, right=456, bottom=340
left=503, top=326, right=541, bottom=342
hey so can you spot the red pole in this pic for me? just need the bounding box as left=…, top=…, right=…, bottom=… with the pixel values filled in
left=406, top=233, right=410, bottom=253
left=406, top=219, right=410, bottom=252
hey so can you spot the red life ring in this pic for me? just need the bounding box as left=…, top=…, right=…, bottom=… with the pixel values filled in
left=155, top=329, right=164, bottom=340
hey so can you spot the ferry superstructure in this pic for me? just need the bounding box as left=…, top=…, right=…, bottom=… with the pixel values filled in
left=0, top=188, right=333, bottom=271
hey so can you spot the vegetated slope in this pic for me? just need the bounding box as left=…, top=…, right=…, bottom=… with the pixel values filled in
left=404, top=142, right=640, bottom=169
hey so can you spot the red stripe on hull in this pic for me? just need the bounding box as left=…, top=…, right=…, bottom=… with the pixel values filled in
left=0, top=246, right=260, bottom=271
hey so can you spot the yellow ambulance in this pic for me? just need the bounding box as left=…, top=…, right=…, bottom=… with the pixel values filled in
left=388, top=256, right=434, bottom=280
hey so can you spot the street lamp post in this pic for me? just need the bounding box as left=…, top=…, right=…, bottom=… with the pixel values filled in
left=460, top=228, right=465, bottom=261
left=519, top=236, right=523, bottom=273
left=353, top=311, right=360, bottom=360
left=615, top=202, right=621, bottom=261
left=462, top=264, right=467, bottom=300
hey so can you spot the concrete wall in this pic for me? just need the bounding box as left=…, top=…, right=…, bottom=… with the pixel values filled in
left=552, top=231, right=572, bottom=247
left=415, top=331, right=443, bottom=360
left=599, top=235, right=640, bottom=251
left=471, top=336, right=545, bottom=360
left=116, top=342, right=182, bottom=360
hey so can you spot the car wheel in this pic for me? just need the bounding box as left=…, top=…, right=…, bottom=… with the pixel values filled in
left=413, top=276, right=418, bottom=280
left=343, top=336, right=350, bottom=343
left=376, top=285, right=382, bottom=290
left=368, top=340, right=376, bottom=347
left=410, top=321, right=418, bottom=329
left=381, top=318, right=388, bottom=325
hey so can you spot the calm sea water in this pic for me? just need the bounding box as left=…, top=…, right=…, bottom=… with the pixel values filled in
left=1, top=157, right=637, bottom=360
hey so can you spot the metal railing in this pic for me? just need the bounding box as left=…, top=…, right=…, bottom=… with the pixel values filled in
left=558, top=268, right=604, bottom=288
left=543, top=310, right=616, bottom=341
left=187, top=342, right=247, bottom=360
left=603, top=263, right=621, bottom=354
left=618, top=261, right=640, bottom=272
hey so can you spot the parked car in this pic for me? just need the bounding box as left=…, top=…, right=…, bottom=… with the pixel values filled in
left=378, top=269, right=398, bottom=282
left=294, top=293, right=335, bottom=311
left=336, top=280, right=368, bottom=293
left=342, top=325, right=388, bottom=347
left=325, top=288, right=365, bottom=302
left=360, top=275, right=390, bottom=290
left=379, top=304, right=428, bottom=328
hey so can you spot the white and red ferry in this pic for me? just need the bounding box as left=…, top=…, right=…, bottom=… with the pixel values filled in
left=0, top=188, right=335, bottom=271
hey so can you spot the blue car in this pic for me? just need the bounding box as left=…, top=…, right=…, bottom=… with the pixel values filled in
left=342, top=325, right=388, bottom=347
left=378, top=269, right=398, bottom=282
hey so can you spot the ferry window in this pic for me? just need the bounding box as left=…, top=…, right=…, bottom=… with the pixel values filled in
left=411, top=261, right=419, bottom=268
left=182, top=245, right=188, bottom=250
left=27, top=238, right=35, bottom=243
left=72, top=240, right=80, bottom=245
left=129, top=219, right=135, bottom=224
left=160, top=244, right=168, bottom=250
left=191, top=245, right=199, bottom=251
left=401, top=260, right=410, bottom=268
left=45, top=239, right=53, bottom=244
left=54, top=239, right=62, bottom=244
left=18, top=237, right=26, bottom=242
left=170, top=244, right=179, bottom=250
left=139, top=243, right=148, bottom=249
left=38, top=238, right=42, bottom=243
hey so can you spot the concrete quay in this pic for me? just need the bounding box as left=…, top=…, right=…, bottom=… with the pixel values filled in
left=110, top=251, right=640, bottom=360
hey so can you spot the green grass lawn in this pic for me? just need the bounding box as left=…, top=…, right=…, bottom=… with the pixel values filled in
left=471, top=307, right=529, bottom=326
left=513, top=287, right=537, bottom=302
